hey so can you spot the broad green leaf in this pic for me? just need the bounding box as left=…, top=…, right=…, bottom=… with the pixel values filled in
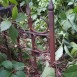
left=64, top=71, right=77, bottom=77
left=67, top=14, right=77, bottom=32
left=73, top=6, right=77, bottom=13
left=64, top=65, right=77, bottom=77
left=3, top=0, right=8, bottom=3
left=12, top=6, right=18, bottom=20
left=67, top=14, right=75, bottom=24
left=66, top=9, right=73, bottom=15
left=0, top=53, right=7, bottom=63
left=65, top=65, right=77, bottom=73
left=41, top=61, right=55, bottom=77
left=38, top=45, right=44, bottom=50
left=16, top=71, right=26, bottom=77
left=20, top=1, right=25, bottom=7
left=59, top=11, right=66, bottom=19
left=68, top=2, right=74, bottom=5
left=29, top=2, right=33, bottom=7
left=37, top=61, right=43, bottom=71
left=31, top=14, right=37, bottom=20
left=0, top=20, right=11, bottom=32
left=13, top=62, right=25, bottom=70
left=11, top=74, right=18, bottom=77
left=71, top=48, right=77, bottom=57
left=0, top=70, right=11, bottom=77
left=52, top=0, right=55, bottom=4
left=9, top=0, right=18, bottom=5
left=9, top=26, right=18, bottom=43
left=23, top=53, right=29, bottom=59
left=17, top=23, right=27, bottom=30
left=25, top=0, right=30, bottom=4
left=62, top=20, right=72, bottom=31
left=61, top=14, right=76, bottom=31
left=55, top=45, right=63, bottom=60
left=70, top=42, right=77, bottom=57
left=64, top=45, right=72, bottom=58
left=16, top=13, right=27, bottom=22
left=2, top=60, right=13, bottom=69
left=70, top=42, right=77, bottom=48
left=2, top=0, right=9, bottom=7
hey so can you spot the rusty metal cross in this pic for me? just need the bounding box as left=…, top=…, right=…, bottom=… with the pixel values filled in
left=26, top=0, right=55, bottom=66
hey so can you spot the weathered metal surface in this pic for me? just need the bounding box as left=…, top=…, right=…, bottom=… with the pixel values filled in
left=26, top=0, right=55, bottom=66
left=48, top=0, right=55, bottom=65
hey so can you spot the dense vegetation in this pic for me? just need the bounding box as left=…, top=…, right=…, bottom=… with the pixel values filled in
left=0, top=0, right=77, bottom=77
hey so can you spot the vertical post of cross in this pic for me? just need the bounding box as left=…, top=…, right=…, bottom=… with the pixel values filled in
left=26, top=4, right=38, bottom=73
left=48, top=0, right=55, bottom=66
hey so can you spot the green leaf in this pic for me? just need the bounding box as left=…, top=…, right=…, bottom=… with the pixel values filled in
left=12, top=6, right=18, bottom=20
left=25, top=0, right=30, bottom=4
left=31, top=14, right=37, bottom=20
left=11, top=74, right=18, bottom=77
left=23, top=53, right=29, bottom=59
left=61, top=14, right=75, bottom=31
left=9, top=0, right=18, bottom=5
left=64, top=45, right=72, bottom=58
left=64, top=65, right=77, bottom=77
left=29, top=2, right=33, bottom=7
left=73, top=6, right=77, bottom=13
left=55, top=45, right=63, bottom=60
left=9, top=26, right=18, bottom=43
left=67, top=14, right=75, bottom=25
left=70, top=42, right=77, bottom=57
left=68, top=2, right=74, bottom=6
left=16, top=71, right=26, bottom=77
left=13, top=62, right=25, bottom=70
left=0, top=70, right=11, bottom=77
left=2, top=0, right=9, bottom=7
left=41, top=61, right=55, bottom=77
left=67, top=14, right=77, bottom=32
left=20, top=1, right=25, bottom=7
left=17, top=23, right=27, bottom=30
left=37, top=61, right=43, bottom=71
left=16, top=13, right=27, bottom=22
left=2, top=60, right=13, bottom=69
left=59, top=11, right=66, bottom=19
left=0, top=20, right=11, bottom=32
left=62, top=20, right=72, bottom=31
left=71, top=48, right=77, bottom=57
left=0, top=53, right=7, bottom=63
left=70, top=42, right=77, bottom=48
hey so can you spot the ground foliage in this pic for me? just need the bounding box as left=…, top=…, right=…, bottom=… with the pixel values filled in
left=0, top=0, right=77, bottom=77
